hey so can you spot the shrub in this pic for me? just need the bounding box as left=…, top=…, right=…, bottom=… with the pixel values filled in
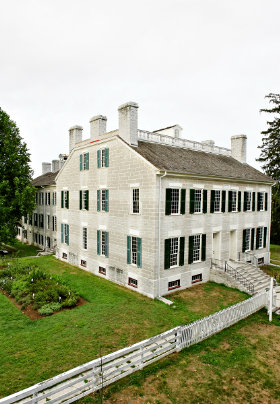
left=38, top=305, right=54, bottom=316
left=61, top=295, right=79, bottom=308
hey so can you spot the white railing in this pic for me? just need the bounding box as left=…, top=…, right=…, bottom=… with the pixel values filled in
left=0, top=291, right=268, bottom=404
left=137, top=130, right=232, bottom=156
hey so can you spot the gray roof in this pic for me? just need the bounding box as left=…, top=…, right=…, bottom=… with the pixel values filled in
left=132, top=141, right=273, bottom=183
left=32, top=171, right=58, bottom=187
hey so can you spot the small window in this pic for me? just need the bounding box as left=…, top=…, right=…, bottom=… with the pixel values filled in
left=128, top=277, right=138, bottom=288
left=99, top=266, right=106, bottom=275
left=62, top=252, right=67, bottom=259
left=132, top=188, right=140, bottom=213
left=83, top=227, right=87, bottom=250
left=192, top=274, right=202, bottom=284
left=168, top=279, right=180, bottom=290
left=81, top=259, right=87, bottom=267
left=258, top=257, right=264, bottom=265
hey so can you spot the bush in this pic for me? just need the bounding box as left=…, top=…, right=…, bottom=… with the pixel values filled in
left=38, top=302, right=62, bottom=316
left=61, top=295, right=79, bottom=308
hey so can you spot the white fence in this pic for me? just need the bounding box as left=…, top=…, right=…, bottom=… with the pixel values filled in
left=0, top=290, right=268, bottom=404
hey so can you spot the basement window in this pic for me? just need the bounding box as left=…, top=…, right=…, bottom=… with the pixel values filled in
left=81, top=260, right=87, bottom=267
left=99, top=266, right=106, bottom=275
left=168, top=279, right=180, bottom=290
left=192, top=273, right=202, bottom=284
left=128, top=277, right=138, bottom=288
left=62, top=252, right=67, bottom=260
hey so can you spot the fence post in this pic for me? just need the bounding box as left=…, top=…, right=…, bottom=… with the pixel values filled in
left=176, top=327, right=182, bottom=352
left=140, top=344, right=144, bottom=369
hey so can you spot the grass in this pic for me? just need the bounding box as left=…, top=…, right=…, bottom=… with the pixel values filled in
left=270, top=244, right=280, bottom=264
left=1, top=239, right=38, bottom=258
left=0, top=255, right=247, bottom=398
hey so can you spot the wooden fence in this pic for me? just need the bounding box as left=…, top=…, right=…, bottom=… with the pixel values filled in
left=0, top=290, right=268, bottom=404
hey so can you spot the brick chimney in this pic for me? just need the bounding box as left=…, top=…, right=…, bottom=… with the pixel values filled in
left=231, top=135, right=247, bottom=164
left=89, top=115, right=107, bottom=141
left=42, top=162, right=51, bottom=175
left=69, top=125, right=83, bottom=153
left=118, top=102, right=139, bottom=146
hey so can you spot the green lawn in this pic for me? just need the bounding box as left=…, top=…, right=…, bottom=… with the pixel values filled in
left=2, top=239, right=38, bottom=258
left=270, top=244, right=280, bottom=264
left=0, top=255, right=247, bottom=398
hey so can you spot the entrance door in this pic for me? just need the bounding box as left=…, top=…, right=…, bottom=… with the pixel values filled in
left=212, top=232, right=220, bottom=260
left=229, top=230, right=237, bottom=261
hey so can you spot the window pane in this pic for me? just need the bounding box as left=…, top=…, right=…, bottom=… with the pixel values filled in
left=193, top=235, right=201, bottom=262
left=132, top=189, right=139, bottom=213
left=170, top=237, right=178, bottom=267
left=171, top=189, right=179, bottom=214
left=194, top=190, right=202, bottom=213
left=214, top=191, right=221, bottom=212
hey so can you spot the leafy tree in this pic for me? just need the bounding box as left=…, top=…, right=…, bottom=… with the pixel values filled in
left=257, top=93, right=280, bottom=244
left=0, top=108, right=35, bottom=244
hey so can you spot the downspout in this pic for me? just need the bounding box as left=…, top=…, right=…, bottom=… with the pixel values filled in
left=158, top=171, right=167, bottom=298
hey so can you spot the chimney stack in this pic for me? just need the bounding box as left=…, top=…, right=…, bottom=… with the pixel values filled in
left=89, top=115, right=107, bottom=141
left=231, top=135, right=247, bottom=164
left=69, top=125, right=83, bottom=153
left=118, top=102, right=139, bottom=146
left=52, top=160, right=60, bottom=172
left=42, top=162, right=51, bottom=175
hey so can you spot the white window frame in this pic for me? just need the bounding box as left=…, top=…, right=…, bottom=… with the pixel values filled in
left=128, top=277, right=138, bottom=288
left=131, top=236, right=137, bottom=265
left=168, top=279, right=180, bottom=290
left=257, top=227, right=264, bottom=249
left=62, top=224, right=69, bottom=245
left=52, top=216, right=57, bottom=232
left=64, top=191, right=68, bottom=208
left=82, top=227, right=87, bottom=250
left=132, top=188, right=140, bottom=214
left=193, top=234, right=202, bottom=263
left=245, top=191, right=252, bottom=211
left=259, top=192, right=265, bottom=211
left=194, top=189, right=202, bottom=214
left=171, top=189, right=180, bottom=215
left=101, top=149, right=106, bottom=168
left=170, top=237, right=179, bottom=267
left=101, top=231, right=106, bottom=256
left=214, top=190, right=221, bottom=213
left=231, top=190, right=237, bottom=212
left=82, top=190, right=88, bottom=210
left=82, top=153, right=87, bottom=170
left=245, top=228, right=251, bottom=252
left=101, top=190, right=106, bottom=212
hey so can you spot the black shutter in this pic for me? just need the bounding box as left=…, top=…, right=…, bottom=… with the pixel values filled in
left=203, top=190, right=207, bottom=213
left=180, top=189, right=186, bottom=214
left=251, top=228, right=255, bottom=251
left=252, top=192, right=256, bottom=211
left=222, top=191, right=226, bottom=213
left=256, top=228, right=260, bottom=249
left=189, top=189, right=195, bottom=214
left=188, top=236, right=194, bottom=264
left=210, top=190, right=215, bottom=213
left=66, top=191, right=69, bottom=209
left=238, top=191, right=241, bottom=212
left=164, top=239, right=171, bottom=269
left=264, top=227, right=267, bottom=248
left=79, top=191, right=82, bottom=210
left=265, top=193, right=268, bottom=211
left=86, top=190, right=89, bottom=210
left=228, top=191, right=233, bottom=212
left=202, top=234, right=206, bottom=261
left=179, top=237, right=185, bottom=266
left=244, top=192, right=248, bottom=211
left=257, top=192, right=261, bottom=211
left=61, top=191, right=64, bottom=208
left=242, top=229, right=247, bottom=253
left=165, top=189, right=172, bottom=215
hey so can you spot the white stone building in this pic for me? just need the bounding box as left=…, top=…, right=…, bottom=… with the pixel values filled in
left=22, top=102, right=273, bottom=298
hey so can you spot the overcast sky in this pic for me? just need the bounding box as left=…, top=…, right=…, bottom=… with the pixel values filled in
left=1, top=0, right=279, bottom=177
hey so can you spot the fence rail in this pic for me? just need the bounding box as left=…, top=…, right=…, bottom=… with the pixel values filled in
left=0, top=291, right=268, bottom=404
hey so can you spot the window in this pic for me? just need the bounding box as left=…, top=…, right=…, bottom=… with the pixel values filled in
left=192, top=274, right=202, bottom=284
left=99, top=266, right=106, bottom=275
left=46, top=236, right=50, bottom=248
left=128, top=277, right=138, bottom=288
left=82, top=227, right=87, bottom=250
left=256, top=227, right=263, bottom=249
left=194, top=190, right=202, bottom=213
left=80, top=190, right=89, bottom=210
left=97, top=148, right=109, bottom=168
left=52, top=192, right=57, bottom=205
left=244, top=191, right=252, bottom=211
left=29, top=215, right=32, bottom=226
left=258, top=257, right=264, bottom=265
left=47, top=215, right=50, bottom=230
left=164, top=237, right=185, bottom=269
left=243, top=229, right=251, bottom=252
left=97, top=189, right=109, bottom=212
left=127, top=236, right=142, bottom=267
left=232, top=191, right=237, bottom=212
left=34, top=233, right=38, bottom=243
left=97, top=230, right=109, bottom=257
left=61, top=224, right=69, bottom=245
left=81, top=260, right=87, bottom=267
left=168, top=279, right=180, bottom=290
left=46, top=192, right=50, bottom=205
left=62, top=252, right=67, bottom=259
left=80, top=152, right=89, bottom=170
left=52, top=216, right=57, bottom=231
left=34, top=213, right=38, bottom=227
left=35, top=192, right=38, bottom=204
left=39, top=214, right=44, bottom=228
left=210, top=190, right=226, bottom=213
left=132, top=188, right=140, bottom=213
left=214, top=190, right=221, bottom=212
left=188, top=234, right=206, bottom=264
left=190, top=189, right=207, bottom=214
left=165, top=188, right=186, bottom=215
left=257, top=192, right=264, bottom=211
left=61, top=191, right=69, bottom=209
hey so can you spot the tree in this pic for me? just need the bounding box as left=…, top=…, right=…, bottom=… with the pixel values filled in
left=257, top=93, right=280, bottom=244
left=0, top=108, right=35, bottom=244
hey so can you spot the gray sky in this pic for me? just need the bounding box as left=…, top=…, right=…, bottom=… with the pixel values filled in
left=1, top=0, right=279, bottom=177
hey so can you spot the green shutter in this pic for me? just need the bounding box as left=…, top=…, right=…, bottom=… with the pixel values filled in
left=189, top=189, right=195, bottom=214
left=252, top=192, right=256, bottom=211
left=80, top=154, right=83, bottom=171
left=61, top=191, right=64, bottom=208
left=180, top=189, right=186, bottom=214
left=203, top=190, right=207, bottom=213
left=228, top=191, right=233, bottom=212
left=202, top=234, right=206, bottom=261
left=165, top=189, right=172, bottom=215
left=244, top=192, right=248, bottom=211
left=61, top=223, right=64, bottom=243
left=105, top=232, right=109, bottom=257
left=97, top=230, right=101, bottom=255
left=238, top=191, right=241, bottom=212
left=97, top=150, right=101, bottom=168
left=86, top=152, right=89, bottom=170
left=264, top=227, right=267, bottom=248
left=188, top=236, right=194, bottom=264
left=52, top=192, right=54, bottom=205
left=179, top=237, right=185, bottom=266
left=97, top=190, right=100, bottom=211
left=265, top=193, right=268, bottom=211
left=137, top=237, right=142, bottom=268
left=79, top=190, right=82, bottom=210
left=86, top=190, right=89, bottom=210
left=66, top=191, right=69, bottom=209
left=242, top=229, right=247, bottom=253
left=164, top=239, right=171, bottom=269
left=251, top=228, right=255, bottom=251
left=257, top=192, right=261, bottom=211
left=66, top=224, right=69, bottom=245
left=105, top=148, right=109, bottom=167
left=127, top=236, right=131, bottom=264
left=222, top=191, right=226, bottom=213
left=210, top=190, right=215, bottom=213
left=105, top=189, right=109, bottom=212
